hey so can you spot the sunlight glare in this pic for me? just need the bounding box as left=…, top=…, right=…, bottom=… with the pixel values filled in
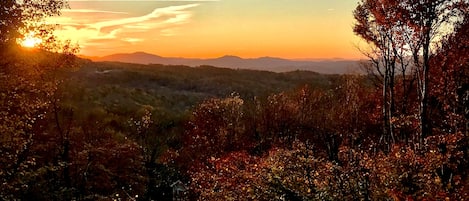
left=20, top=35, right=42, bottom=48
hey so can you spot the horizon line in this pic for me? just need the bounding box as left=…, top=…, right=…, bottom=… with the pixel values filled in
left=79, top=51, right=364, bottom=61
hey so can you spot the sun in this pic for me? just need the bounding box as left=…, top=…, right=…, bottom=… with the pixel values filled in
left=20, top=35, right=42, bottom=48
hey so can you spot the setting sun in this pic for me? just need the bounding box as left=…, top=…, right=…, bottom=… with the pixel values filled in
left=20, top=35, right=42, bottom=48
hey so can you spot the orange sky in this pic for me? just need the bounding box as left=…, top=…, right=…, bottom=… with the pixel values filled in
left=47, top=0, right=363, bottom=60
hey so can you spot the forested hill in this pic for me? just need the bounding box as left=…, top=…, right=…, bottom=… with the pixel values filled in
left=2, top=49, right=467, bottom=200
left=62, top=59, right=341, bottom=120
left=90, top=52, right=362, bottom=74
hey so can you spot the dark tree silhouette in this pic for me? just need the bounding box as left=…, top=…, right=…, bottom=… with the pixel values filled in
left=0, top=0, right=67, bottom=48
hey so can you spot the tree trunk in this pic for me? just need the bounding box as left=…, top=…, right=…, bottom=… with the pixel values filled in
left=382, top=67, right=390, bottom=146
left=389, top=58, right=396, bottom=143
left=420, top=30, right=431, bottom=145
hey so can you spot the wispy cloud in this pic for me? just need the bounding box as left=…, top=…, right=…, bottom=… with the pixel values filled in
left=62, top=9, right=128, bottom=14
left=91, top=4, right=198, bottom=29
left=122, top=38, right=144, bottom=43
left=49, top=3, right=200, bottom=54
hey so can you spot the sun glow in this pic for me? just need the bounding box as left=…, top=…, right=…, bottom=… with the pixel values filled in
left=20, top=34, right=42, bottom=48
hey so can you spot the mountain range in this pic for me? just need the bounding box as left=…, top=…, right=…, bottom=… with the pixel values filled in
left=88, top=52, right=363, bottom=74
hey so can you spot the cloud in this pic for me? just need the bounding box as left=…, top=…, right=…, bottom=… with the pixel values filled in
left=62, top=9, right=128, bottom=14
left=122, top=38, right=144, bottom=43
left=91, top=4, right=198, bottom=30
left=50, top=3, right=200, bottom=53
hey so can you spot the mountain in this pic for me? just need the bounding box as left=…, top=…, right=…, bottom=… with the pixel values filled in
left=92, top=52, right=362, bottom=74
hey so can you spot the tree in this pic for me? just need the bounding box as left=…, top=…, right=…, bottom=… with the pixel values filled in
left=0, top=0, right=25, bottom=46
left=0, top=1, right=80, bottom=199
left=429, top=12, right=469, bottom=142
left=354, top=0, right=409, bottom=146
left=179, top=94, right=247, bottom=166
left=0, top=0, right=68, bottom=48
left=353, top=0, right=469, bottom=144
left=403, top=0, right=468, bottom=141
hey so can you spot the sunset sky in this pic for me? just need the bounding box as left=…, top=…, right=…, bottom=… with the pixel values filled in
left=47, top=0, right=363, bottom=60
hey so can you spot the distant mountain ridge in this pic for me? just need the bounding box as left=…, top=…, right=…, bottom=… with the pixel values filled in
left=91, top=52, right=362, bottom=74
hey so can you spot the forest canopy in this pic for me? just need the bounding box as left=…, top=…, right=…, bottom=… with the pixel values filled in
left=0, top=0, right=468, bottom=200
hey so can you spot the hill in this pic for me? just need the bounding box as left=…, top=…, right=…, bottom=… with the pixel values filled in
left=91, top=52, right=362, bottom=74
left=62, top=60, right=342, bottom=121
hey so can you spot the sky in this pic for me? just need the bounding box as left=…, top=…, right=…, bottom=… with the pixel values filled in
left=46, top=0, right=363, bottom=60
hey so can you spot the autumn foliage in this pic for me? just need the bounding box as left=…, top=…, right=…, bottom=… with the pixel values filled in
left=1, top=0, right=469, bottom=200
left=179, top=78, right=467, bottom=200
